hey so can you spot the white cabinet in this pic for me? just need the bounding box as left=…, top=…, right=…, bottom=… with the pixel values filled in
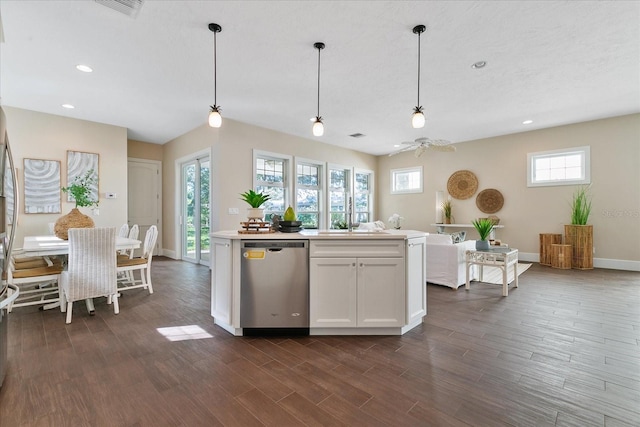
left=310, top=240, right=405, bottom=328
left=210, top=237, right=232, bottom=326
left=405, top=236, right=427, bottom=325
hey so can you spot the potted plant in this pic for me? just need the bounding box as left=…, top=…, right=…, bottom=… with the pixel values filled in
left=54, top=169, right=99, bottom=239
left=239, top=189, right=271, bottom=220
left=472, top=217, right=494, bottom=250
left=565, top=185, right=593, bottom=269
left=441, top=200, right=453, bottom=224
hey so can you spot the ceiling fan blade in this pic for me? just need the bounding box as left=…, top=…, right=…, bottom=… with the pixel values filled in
left=400, top=141, right=418, bottom=146
left=428, top=144, right=456, bottom=152
left=414, top=145, right=428, bottom=157
left=388, top=146, right=418, bottom=156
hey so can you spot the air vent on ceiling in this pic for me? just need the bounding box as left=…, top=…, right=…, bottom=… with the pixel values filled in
left=349, top=133, right=365, bottom=138
left=95, top=0, right=145, bottom=18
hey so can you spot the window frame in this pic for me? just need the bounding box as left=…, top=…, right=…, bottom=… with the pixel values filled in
left=527, top=146, right=591, bottom=187
left=353, top=168, right=374, bottom=224
left=252, top=150, right=292, bottom=218
left=390, top=166, right=423, bottom=194
left=326, top=163, right=351, bottom=229
left=294, top=157, right=324, bottom=229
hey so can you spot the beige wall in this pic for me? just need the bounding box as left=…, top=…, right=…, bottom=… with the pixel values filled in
left=4, top=107, right=128, bottom=245
left=161, top=118, right=376, bottom=257
left=128, top=139, right=163, bottom=161
left=377, top=114, right=640, bottom=268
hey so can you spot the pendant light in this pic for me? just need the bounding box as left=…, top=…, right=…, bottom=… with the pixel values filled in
left=312, top=42, right=325, bottom=137
left=411, top=25, right=426, bottom=129
left=208, top=23, right=222, bottom=128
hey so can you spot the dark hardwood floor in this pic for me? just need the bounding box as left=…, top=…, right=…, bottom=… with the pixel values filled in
left=1, top=258, right=639, bottom=426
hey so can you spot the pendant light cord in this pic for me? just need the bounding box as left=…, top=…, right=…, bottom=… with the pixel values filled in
left=213, top=29, right=217, bottom=106
left=316, top=45, right=321, bottom=117
left=416, top=30, right=421, bottom=107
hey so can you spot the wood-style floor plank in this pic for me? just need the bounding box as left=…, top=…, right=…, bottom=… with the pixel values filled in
left=1, top=259, right=638, bottom=426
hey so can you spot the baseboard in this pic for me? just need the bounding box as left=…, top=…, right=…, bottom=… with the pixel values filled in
left=519, top=252, right=640, bottom=272
left=160, top=248, right=178, bottom=259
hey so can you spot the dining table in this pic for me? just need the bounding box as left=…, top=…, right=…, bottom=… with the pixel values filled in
left=21, top=234, right=141, bottom=313
left=22, top=235, right=141, bottom=256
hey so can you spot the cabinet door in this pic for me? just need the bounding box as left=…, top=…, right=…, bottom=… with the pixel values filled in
left=211, top=238, right=232, bottom=324
left=357, top=258, right=405, bottom=327
left=310, top=258, right=357, bottom=327
left=406, top=237, right=427, bottom=324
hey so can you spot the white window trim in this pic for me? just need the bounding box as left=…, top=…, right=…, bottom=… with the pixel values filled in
left=527, top=146, right=591, bottom=187
left=252, top=149, right=293, bottom=211
left=390, top=166, right=423, bottom=194
left=354, top=168, right=375, bottom=224
left=294, top=156, right=324, bottom=229
left=326, top=163, right=351, bottom=229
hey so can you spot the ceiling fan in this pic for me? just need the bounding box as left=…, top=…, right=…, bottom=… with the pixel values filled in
left=389, top=137, right=456, bottom=157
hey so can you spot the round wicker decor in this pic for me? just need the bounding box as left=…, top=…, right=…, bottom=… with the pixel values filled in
left=476, top=188, right=504, bottom=214
left=447, top=170, right=478, bottom=200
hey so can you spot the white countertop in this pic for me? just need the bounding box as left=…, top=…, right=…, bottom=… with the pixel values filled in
left=211, top=229, right=428, bottom=240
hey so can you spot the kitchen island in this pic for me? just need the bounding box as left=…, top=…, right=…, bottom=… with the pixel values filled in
left=210, top=229, right=427, bottom=336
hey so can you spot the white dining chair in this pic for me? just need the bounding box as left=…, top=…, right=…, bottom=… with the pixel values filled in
left=118, top=223, right=138, bottom=259
left=118, top=223, right=129, bottom=238
left=7, top=251, right=64, bottom=312
left=117, top=225, right=157, bottom=295
left=60, top=227, right=119, bottom=324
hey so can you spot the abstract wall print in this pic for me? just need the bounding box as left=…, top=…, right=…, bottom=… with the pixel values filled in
left=67, top=150, right=99, bottom=202
left=23, top=158, right=61, bottom=214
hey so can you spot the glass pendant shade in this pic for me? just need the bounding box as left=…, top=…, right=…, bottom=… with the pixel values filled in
left=412, top=110, right=425, bottom=128
left=312, top=118, right=324, bottom=136
left=208, top=109, right=222, bottom=128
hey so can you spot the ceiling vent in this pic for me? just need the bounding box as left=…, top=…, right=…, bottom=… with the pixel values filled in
left=349, top=133, right=365, bottom=138
left=95, top=0, right=145, bottom=18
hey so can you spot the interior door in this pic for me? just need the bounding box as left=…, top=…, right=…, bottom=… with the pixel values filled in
left=127, top=159, right=161, bottom=256
left=182, top=156, right=210, bottom=265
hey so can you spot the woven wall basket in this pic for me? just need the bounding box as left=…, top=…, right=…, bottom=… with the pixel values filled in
left=54, top=208, right=95, bottom=240
left=447, top=170, right=478, bottom=200
left=476, top=188, right=504, bottom=213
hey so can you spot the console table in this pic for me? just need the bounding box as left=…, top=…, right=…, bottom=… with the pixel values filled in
left=431, top=223, right=504, bottom=240
left=465, top=247, right=519, bottom=296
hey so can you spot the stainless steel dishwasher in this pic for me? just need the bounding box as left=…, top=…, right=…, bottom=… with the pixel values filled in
left=240, top=240, right=309, bottom=335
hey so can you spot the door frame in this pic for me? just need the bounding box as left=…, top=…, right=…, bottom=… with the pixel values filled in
left=174, top=148, right=212, bottom=262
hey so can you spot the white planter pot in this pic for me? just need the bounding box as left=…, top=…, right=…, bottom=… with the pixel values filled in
left=247, top=207, right=265, bottom=220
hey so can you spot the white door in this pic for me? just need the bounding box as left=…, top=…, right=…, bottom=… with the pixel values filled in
left=127, top=159, right=161, bottom=256
left=181, top=156, right=210, bottom=266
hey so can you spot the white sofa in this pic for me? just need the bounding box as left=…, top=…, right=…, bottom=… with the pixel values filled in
left=426, top=234, right=478, bottom=289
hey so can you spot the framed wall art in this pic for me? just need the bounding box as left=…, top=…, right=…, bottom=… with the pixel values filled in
left=67, top=150, right=99, bottom=202
left=23, top=158, right=61, bottom=214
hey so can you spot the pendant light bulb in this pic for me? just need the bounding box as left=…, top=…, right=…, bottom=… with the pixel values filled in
left=412, top=107, right=425, bottom=129
left=208, top=23, right=222, bottom=128
left=209, top=106, right=222, bottom=128
left=312, top=117, right=324, bottom=136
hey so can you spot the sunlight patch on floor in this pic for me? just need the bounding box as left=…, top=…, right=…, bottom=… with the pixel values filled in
left=157, top=325, right=213, bottom=342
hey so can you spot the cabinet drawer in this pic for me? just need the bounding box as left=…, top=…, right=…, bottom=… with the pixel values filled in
left=310, top=240, right=404, bottom=258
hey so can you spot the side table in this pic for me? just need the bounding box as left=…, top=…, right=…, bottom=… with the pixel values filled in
left=465, top=248, right=519, bottom=296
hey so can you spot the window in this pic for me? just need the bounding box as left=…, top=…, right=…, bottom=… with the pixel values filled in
left=391, top=166, right=423, bottom=194
left=527, top=146, right=591, bottom=187
left=328, top=165, right=350, bottom=229
left=296, top=160, right=323, bottom=229
left=254, top=151, right=291, bottom=219
left=354, top=169, right=373, bottom=223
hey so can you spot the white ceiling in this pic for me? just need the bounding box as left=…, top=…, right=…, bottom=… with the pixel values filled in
left=0, top=1, right=638, bottom=156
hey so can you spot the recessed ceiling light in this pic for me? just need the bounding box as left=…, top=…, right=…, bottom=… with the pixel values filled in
left=471, top=61, right=487, bottom=69
left=522, top=120, right=533, bottom=125
left=62, top=104, right=75, bottom=109
left=393, top=144, right=400, bottom=148
left=76, top=64, right=93, bottom=73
